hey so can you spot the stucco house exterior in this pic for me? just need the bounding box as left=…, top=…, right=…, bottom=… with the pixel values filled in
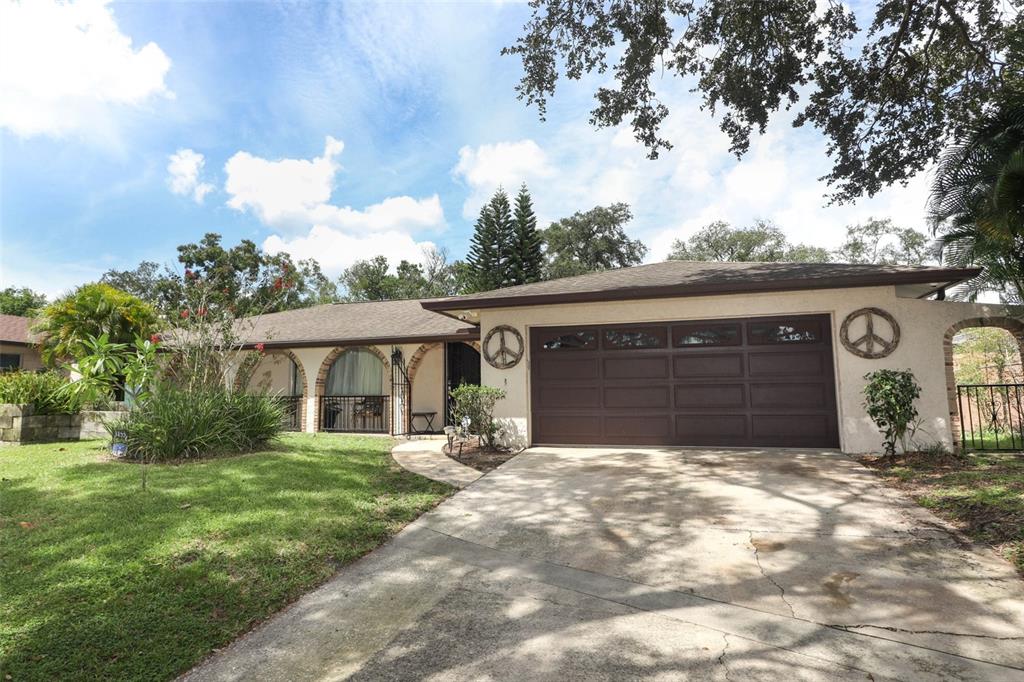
left=0, top=314, right=44, bottom=372
left=239, top=260, right=1023, bottom=453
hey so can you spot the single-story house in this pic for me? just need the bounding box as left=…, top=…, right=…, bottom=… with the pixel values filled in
left=238, top=261, right=1023, bottom=453
left=0, top=314, right=44, bottom=372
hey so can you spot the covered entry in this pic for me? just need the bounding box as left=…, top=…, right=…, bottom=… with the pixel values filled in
left=530, top=315, right=840, bottom=448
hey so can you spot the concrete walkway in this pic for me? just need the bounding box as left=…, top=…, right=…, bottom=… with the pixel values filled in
left=182, top=447, right=1024, bottom=681
left=390, top=438, right=482, bottom=488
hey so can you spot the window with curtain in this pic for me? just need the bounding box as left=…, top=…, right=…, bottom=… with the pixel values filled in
left=325, top=348, right=384, bottom=395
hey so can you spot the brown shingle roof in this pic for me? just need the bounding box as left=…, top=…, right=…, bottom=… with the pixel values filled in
left=422, top=260, right=982, bottom=311
left=0, top=314, right=35, bottom=345
left=237, top=299, right=478, bottom=348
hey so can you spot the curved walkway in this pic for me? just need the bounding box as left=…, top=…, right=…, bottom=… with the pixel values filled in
left=391, top=438, right=482, bottom=488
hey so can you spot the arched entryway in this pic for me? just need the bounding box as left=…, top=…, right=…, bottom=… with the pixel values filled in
left=406, top=341, right=481, bottom=432
left=944, top=317, right=1024, bottom=450
left=234, top=349, right=308, bottom=431
left=315, top=346, right=390, bottom=433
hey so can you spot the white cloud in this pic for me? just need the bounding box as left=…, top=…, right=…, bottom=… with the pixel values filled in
left=262, top=226, right=434, bottom=274
left=167, top=149, right=214, bottom=203
left=0, top=0, right=172, bottom=138
left=224, top=136, right=444, bottom=233
left=453, top=139, right=553, bottom=217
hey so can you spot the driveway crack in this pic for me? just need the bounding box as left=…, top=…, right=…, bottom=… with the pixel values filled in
left=716, top=633, right=734, bottom=681
left=748, top=531, right=796, bottom=618
left=829, top=623, right=1024, bottom=641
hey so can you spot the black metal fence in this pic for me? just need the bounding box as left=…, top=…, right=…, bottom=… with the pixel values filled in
left=278, top=396, right=302, bottom=432
left=319, top=395, right=389, bottom=433
left=957, top=384, right=1024, bottom=451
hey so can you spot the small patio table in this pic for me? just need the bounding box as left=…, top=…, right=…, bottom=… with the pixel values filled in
left=410, top=411, right=438, bottom=435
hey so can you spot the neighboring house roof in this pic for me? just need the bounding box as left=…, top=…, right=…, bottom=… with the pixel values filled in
left=0, top=314, right=36, bottom=346
left=237, top=299, right=479, bottom=348
left=422, top=260, right=982, bottom=312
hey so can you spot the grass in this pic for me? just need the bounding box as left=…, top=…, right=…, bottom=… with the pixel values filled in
left=959, top=429, right=1024, bottom=452
left=859, top=451, right=1024, bottom=575
left=0, top=433, right=452, bottom=681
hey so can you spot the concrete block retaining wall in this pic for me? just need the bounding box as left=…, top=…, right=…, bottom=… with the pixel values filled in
left=0, top=404, right=126, bottom=443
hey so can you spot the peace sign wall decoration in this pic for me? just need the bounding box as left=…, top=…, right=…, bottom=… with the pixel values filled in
left=482, top=325, right=524, bottom=369
left=840, top=307, right=900, bottom=359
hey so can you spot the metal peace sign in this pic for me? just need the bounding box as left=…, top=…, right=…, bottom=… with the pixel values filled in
left=840, top=307, right=900, bottom=359
left=482, top=325, right=524, bottom=369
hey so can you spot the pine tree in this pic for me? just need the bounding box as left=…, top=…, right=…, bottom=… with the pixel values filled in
left=466, top=188, right=515, bottom=291
left=509, top=184, right=544, bottom=285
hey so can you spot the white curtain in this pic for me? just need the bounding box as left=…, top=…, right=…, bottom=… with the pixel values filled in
left=325, top=349, right=384, bottom=395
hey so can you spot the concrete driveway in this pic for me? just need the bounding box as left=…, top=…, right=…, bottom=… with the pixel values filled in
left=182, top=447, right=1024, bottom=681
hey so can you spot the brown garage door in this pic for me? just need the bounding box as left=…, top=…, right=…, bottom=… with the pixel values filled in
left=530, top=315, right=839, bottom=448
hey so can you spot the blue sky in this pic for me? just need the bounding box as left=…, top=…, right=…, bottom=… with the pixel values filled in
left=1, top=0, right=933, bottom=298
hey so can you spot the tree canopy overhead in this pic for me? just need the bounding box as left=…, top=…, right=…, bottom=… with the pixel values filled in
left=504, top=0, right=1022, bottom=202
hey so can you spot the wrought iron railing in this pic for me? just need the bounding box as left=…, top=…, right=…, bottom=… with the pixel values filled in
left=319, top=395, right=389, bottom=433
left=957, top=384, right=1024, bottom=451
left=278, top=396, right=302, bottom=432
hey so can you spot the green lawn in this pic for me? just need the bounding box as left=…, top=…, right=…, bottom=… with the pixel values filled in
left=861, top=452, right=1024, bottom=574
left=0, top=433, right=452, bottom=681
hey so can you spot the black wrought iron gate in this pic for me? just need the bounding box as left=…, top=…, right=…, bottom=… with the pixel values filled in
left=391, top=347, right=411, bottom=437
left=957, top=383, right=1024, bottom=451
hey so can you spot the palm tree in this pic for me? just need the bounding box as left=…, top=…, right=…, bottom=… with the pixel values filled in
left=928, top=102, right=1024, bottom=303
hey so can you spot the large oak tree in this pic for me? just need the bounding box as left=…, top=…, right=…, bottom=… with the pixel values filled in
left=504, top=0, right=1022, bottom=202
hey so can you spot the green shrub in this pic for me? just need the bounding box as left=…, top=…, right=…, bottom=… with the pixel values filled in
left=0, top=370, right=79, bottom=414
left=863, top=369, right=921, bottom=457
left=449, top=384, right=506, bottom=449
left=108, top=387, right=282, bottom=461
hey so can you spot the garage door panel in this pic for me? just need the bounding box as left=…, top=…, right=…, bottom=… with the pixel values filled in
left=604, top=385, right=670, bottom=408
left=674, top=384, right=745, bottom=408
left=751, top=414, right=833, bottom=440
left=750, top=382, right=828, bottom=408
left=534, top=415, right=602, bottom=440
left=603, top=355, right=670, bottom=379
left=605, top=414, right=673, bottom=438
left=535, top=356, right=600, bottom=380
left=675, top=414, right=749, bottom=440
left=673, top=353, right=743, bottom=378
left=536, top=385, right=602, bottom=409
left=748, top=350, right=825, bottom=376
left=531, top=315, right=839, bottom=448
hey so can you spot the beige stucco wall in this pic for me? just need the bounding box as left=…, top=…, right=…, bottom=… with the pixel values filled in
left=0, top=344, right=44, bottom=371
left=411, top=345, right=446, bottom=425
left=478, top=286, right=1024, bottom=453
left=243, top=353, right=296, bottom=395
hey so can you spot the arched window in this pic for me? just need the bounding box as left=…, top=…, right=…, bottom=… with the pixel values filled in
left=325, top=348, right=385, bottom=395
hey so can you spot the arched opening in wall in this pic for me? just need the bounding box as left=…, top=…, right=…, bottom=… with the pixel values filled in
left=945, top=318, right=1024, bottom=451
left=319, top=347, right=389, bottom=433
left=445, top=341, right=481, bottom=426
left=237, top=351, right=307, bottom=432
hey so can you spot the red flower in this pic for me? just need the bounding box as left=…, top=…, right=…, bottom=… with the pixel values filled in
left=273, top=277, right=283, bottom=291
left=149, top=334, right=160, bottom=344
left=180, top=309, right=190, bottom=319
left=184, top=269, right=193, bottom=279
left=197, top=307, right=207, bottom=317
left=255, top=343, right=265, bottom=353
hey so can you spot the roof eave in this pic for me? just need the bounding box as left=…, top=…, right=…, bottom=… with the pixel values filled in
left=240, top=329, right=480, bottom=350
left=419, top=268, right=983, bottom=312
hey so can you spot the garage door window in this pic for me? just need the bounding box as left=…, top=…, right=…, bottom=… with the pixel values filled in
left=673, top=323, right=741, bottom=347
left=603, top=328, right=666, bottom=349
left=748, top=320, right=822, bottom=344
left=541, top=330, right=597, bottom=350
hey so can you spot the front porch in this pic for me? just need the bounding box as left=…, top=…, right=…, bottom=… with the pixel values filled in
left=235, top=340, right=481, bottom=437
